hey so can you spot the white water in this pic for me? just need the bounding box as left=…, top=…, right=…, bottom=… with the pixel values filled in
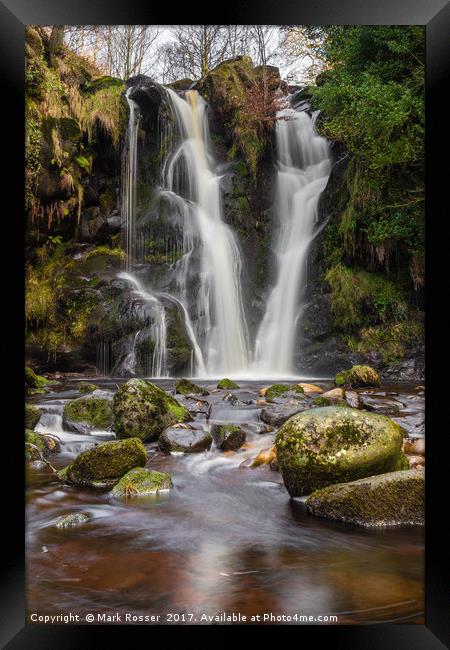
left=253, top=106, right=331, bottom=375
left=122, top=88, right=139, bottom=270
left=162, top=88, right=250, bottom=374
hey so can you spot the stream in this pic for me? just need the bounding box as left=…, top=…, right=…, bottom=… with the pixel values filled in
left=26, top=378, right=424, bottom=625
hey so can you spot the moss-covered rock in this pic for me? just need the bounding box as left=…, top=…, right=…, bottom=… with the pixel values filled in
left=55, top=512, right=91, bottom=528
left=25, top=367, right=49, bottom=394
left=175, top=378, right=209, bottom=396
left=111, top=467, right=173, bottom=498
left=266, top=384, right=304, bottom=401
left=113, top=379, right=191, bottom=442
left=276, top=406, right=408, bottom=497
left=217, top=378, right=240, bottom=390
left=335, top=365, right=381, bottom=388
left=158, top=426, right=212, bottom=453
left=211, top=424, right=246, bottom=451
left=78, top=382, right=98, bottom=394
left=306, top=469, right=424, bottom=527
left=58, top=438, right=147, bottom=488
left=25, top=429, right=59, bottom=460
left=313, top=396, right=347, bottom=407
left=63, top=396, right=113, bottom=434
left=25, top=403, right=41, bottom=429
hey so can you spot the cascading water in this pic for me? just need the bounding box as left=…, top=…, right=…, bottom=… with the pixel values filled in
left=160, top=88, right=250, bottom=374
left=253, top=102, right=331, bottom=375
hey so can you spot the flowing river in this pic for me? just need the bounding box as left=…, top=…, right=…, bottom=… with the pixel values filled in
left=26, top=378, right=424, bottom=625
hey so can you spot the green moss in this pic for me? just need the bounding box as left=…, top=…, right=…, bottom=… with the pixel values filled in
left=276, top=406, right=408, bottom=496
left=306, top=469, right=424, bottom=527
left=25, top=367, right=49, bottom=393
left=58, top=438, right=147, bottom=487
left=25, top=429, right=47, bottom=457
left=85, top=246, right=125, bottom=261
left=313, top=396, right=346, bottom=407
left=266, top=384, right=304, bottom=401
left=25, top=403, right=41, bottom=429
left=335, top=365, right=381, bottom=388
left=113, top=379, right=191, bottom=442
left=63, top=396, right=113, bottom=429
left=111, top=467, right=173, bottom=498
left=78, top=382, right=98, bottom=394
left=175, top=379, right=209, bottom=396
left=217, top=378, right=240, bottom=390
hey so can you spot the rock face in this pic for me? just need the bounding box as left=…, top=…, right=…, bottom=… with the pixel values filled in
left=113, top=379, right=191, bottom=441
left=211, top=424, right=246, bottom=451
left=175, top=379, right=209, bottom=396
left=58, top=438, right=147, bottom=487
left=25, top=404, right=41, bottom=429
left=276, top=406, right=408, bottom=497
left=111, top=467, right=173, bottom=498
left=158, top=426, right=212, bottom=453
left=306, top=469, right=424, bottom=527
left=335, top=365, right=381, bottom=388
left=63, top=396, right=114, bottom=434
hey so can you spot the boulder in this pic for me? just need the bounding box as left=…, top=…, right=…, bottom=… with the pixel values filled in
left=78, top=382, right=98, bottom=394
left=298, top=383, right=323, bottom=394
left=211, top=424, right=246, bottom=451
left=158, top=426, right=212, bottom=453
left=55, top=512, right=91, bottom=529
left=58, top=438, right=147, bottom=488
left=63, top=396, right=113, bottom=434
left=306, top=469, right=424, bottom=527
left=276, top=406, right=408, bottom=497
left=251, top=446, right=276, bottom=468
left=335, top=365, right=381, bottom=388
left=111, top=467, right=173, bottom=498
left=113, top=379, right=191, bottom=441
left=260, top=403, right=306, bottom=427
left=217, top=378, right=240, bottom=390
left=175, top=378, right=209, bottom=396
left=265, top=384, right=304, bottom=401
left=25, top=404, right=41, bottom=429
left=25, top=429, right=59, bottom=460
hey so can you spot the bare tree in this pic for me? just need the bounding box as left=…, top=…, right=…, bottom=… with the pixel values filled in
left=278, top=26, right=329, bottom=84
left=248, top=26, right=280, bottom=66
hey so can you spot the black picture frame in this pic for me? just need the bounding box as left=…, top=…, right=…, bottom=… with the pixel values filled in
left=2, top=0, right=449, bottom=646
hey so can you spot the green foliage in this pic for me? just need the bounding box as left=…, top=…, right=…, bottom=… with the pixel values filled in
left=347, top=320, right=424, bottom=365
left=84, top=246, right=126, bottom=261
left=310, top=26, right=424, bottom=288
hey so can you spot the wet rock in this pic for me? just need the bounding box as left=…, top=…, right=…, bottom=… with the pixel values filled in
left=58, top=438, right=147, bottom=488
left=113, top=379, right=191, bottom=442
left=313, top=393, right=347, bottom=407
left=158, top=426, right=212, bottom=453
left=360, top=395, right=402, bottom=415
left=63, top=396, right=113, bottom=434
left=251, top=446, right=276, bottom=467
left=298, top=383, right=323, bottom=394
left=276, top=406, right=408, bottom=497
left=306, top=469, right=424, bottom=527
left=322, top=387, right=344, bottom=399
left=392, top=413, right=425, bottom=437
left=111, top=467, right=173, bottom=498
left=407, top=455, right=425, bottom=469
left=25, top=429, right=59, bottom=460
left=270, top=457, right=279, bottom=472
left=335, top=365, right=381, bottom=388
left=55, top=512, right=91, bottom=529
left=344, top=391, right=363, bottom=409
left=259, top=387, right=268, bottom=397
left=175, top=378, right=209, bottom=396
left=242, top=422, right=274, bottom=435
left=211, top=424, right=246, bottom=451
left=25, top=404, right=41, bottom=429
left=217, top=378, right=240, bottom=390
left=260, top=403, right=305, bottom=427
left=403, top=437, right=425, bottom=456
left=78, top=382, right=98, bottom=394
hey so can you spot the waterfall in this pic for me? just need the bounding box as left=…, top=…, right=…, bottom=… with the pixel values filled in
left=253, top=104, right=331, bottom=375
left=162, top=88, right=250, bottom=375
left=122, top=88, right=140, bottom=270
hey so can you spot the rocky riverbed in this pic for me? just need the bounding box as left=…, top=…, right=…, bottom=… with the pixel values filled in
left=25, top=373, right=425, bottom=625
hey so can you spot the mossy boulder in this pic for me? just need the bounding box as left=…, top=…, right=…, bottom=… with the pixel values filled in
left=113, top=379, right=191, bottom=442
left=57, top=438, right=147, bottom=488
left=78, top=382, right=98, bottom=394
left=55, top=512, right=91, bottom=529
left=217, top=378, right=240, bottom=390
left=211, top=424, right=246, bottom=451
left=25, top=367, right=49, bottom=394
left=63, top=396, right=113, bottom=434
left=25, top=429, right=59, bottom=460
left=25, top=404, right=41, bottom=429
left=335, top=365, right=381, bottom=388
left=276, top=406, right=408, bottom=497
left=266, top=384, right=304, bottom=401
left=158, top=426, right=212, bottom=453
left=306, top=469, right=424, bottom=527
left=111, top=467, right=173, bottom=498
left=175, top=379, right=209, bottom=396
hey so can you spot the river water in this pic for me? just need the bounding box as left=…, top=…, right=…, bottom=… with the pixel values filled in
left=26, top=378, right=424, bottom=625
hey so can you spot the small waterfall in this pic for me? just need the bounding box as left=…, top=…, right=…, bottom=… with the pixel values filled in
left=122, top=88, right=140, bottom=270
left=253, top=104, right=331, bottom=375
left=163, top=88, right=250, bottom=374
